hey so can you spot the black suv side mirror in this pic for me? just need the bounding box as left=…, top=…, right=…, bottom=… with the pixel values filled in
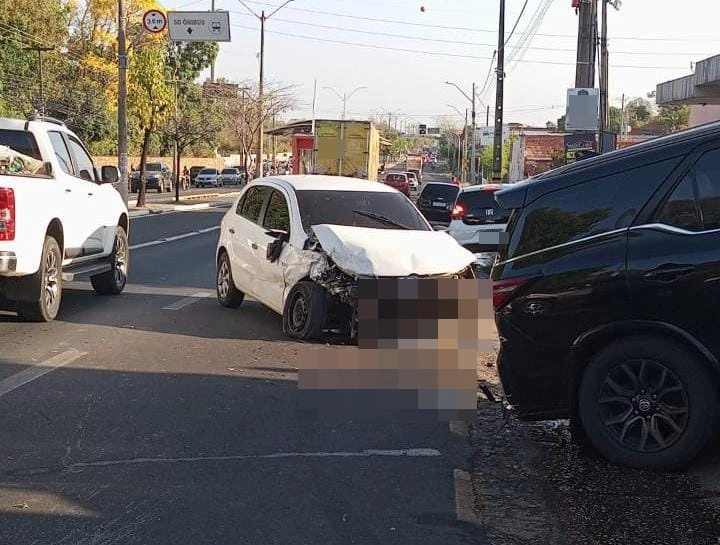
left=100, top=165, right=119, bottom=183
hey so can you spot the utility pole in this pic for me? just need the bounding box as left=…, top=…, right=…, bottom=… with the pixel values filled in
left=23, top=46, right=53, bottom=116
left=492, top=0, right=505, bottom=181
left=462, top=108, right=468, bottom=184
left=599, top=0, right=608, bottom=150
left=117, top=0, right=129, bottom=205
left=256, top=10, right=265, bottom=178
left=235, top=0, right=295, bottom=178
left=210, top=0, right=216, bottom=82
left=575, top=0, right=597, bottom=88
left=471, top=82, right=476, bottom=184
left=169, top=42, right=181, bottom=204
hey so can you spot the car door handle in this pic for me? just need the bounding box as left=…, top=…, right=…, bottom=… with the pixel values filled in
left=251, top=242, right=258, bottom=250
left=88, top=192, right=93, bottom=196
left=229, top=228, right=235, bottom=234
left=643, top=265, right=695, bottom=283
left=65, top=188, right=72, bottom=193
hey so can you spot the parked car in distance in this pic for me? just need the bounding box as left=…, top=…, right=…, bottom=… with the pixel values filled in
left=216, top=175, right=476, bottom=342
left=232, top=165, right=248, bottom=183
left=189, top=165, right=206, bottom=186
left=195, top=168, right=221, bottom=188
left=382, top=172, right=410, bottom=197
left=405, top=171, right=419, bottom=192
left=449, top=184, right=510, bottom=252
left=492, top=121, right=720, bottom=471
left=218, top=168, right=242, bottom=185
left=130, top=162, right=173, bottom=193
left=408, top=167, right=422, bottom=184
left=416, top=182, right=460, bottom=225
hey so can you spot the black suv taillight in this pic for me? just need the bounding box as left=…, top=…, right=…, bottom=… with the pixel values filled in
left=493, top=277, right=528, bottom=310
left=0, top=188, right=15, bottom=241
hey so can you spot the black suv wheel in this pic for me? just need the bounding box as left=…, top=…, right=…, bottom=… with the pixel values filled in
left=578, top=336, right=718, bottom=470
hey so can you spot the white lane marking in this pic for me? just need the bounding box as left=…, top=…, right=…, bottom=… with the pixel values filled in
left=162, top=291, right=214, bottom=310
left=65, top=448, right=442, bottom=470
left=129, top=225, right=220, bottom=251
left=0, top=349, right=87, bottom=398
left=454, top=469, right=480, bottom=524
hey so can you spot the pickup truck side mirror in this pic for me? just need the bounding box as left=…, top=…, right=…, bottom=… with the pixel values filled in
left=100, top=165, right=119, bottom=183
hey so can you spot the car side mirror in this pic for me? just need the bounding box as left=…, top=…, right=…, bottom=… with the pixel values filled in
left=432, top=224, right=448, bottom=232
left=100, top=165, right=119, bottom=183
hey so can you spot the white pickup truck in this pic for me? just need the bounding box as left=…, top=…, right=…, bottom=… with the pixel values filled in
left=0, top=116, right=129, bottom=321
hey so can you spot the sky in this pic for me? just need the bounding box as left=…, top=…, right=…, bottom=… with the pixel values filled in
left=160, top=0, right=720, bottom=129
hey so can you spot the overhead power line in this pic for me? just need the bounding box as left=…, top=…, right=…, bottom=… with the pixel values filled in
left=242, top=0, right=720, bottom=43
left=227, top=11, right=713, bottom=57
left=505, top=0, right=531, bottom=45
left=229, top=23, right=690, bottom=70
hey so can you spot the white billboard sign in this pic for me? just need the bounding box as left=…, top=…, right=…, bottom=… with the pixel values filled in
left=476, top=125, right=509, bottom=146
left=168, top=11, right=231, bottom=42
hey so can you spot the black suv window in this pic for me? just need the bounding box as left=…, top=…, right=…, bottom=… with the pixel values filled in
left=262, top=190, right=290, bottom=233
left=237, top=186, right=269, bottom=223
left=694, top=149, right=720, bottom=230
left=512, top=158, right=679, bottom=257
left=419, top=183, right=459, bottom=201
left=654, top=173, right=700, bottom=231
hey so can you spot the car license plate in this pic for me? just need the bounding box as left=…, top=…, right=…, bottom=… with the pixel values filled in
left=485, top=208, right=494, bottom=216
left=432, top=201, right=445, bottom=207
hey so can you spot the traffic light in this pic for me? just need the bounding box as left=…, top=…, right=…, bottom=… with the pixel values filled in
left=419, top=124, right=427, bottom=135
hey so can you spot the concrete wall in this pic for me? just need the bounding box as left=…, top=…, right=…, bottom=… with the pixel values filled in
left=689, top=104, right=720, bottom=127
left=93, top=156, right=226, bottom=171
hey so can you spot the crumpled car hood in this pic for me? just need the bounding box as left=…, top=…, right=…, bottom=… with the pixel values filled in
left=310, top=224, right=476, bottom=277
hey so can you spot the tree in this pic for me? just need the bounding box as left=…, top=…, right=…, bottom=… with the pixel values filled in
left=217, top=82, right=297, bottom=176
left=656, top=104, right=690, bottom=134
left=546, top=121, right=557, bottom=131
left=161, top=83, right=225, bottom=190
left=128, top=44, right=174, bottom=207
left=479, top=136, right=514, bottom=181
left=557, top=115, right=566, bottom=132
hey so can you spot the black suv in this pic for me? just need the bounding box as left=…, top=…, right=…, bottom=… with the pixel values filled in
left=492, top=122, right=720, bottom=470
left=416, top=182, right=460, bottom=225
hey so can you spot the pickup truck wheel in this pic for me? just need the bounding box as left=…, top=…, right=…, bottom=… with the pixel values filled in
left=17, top=236, right=62, bottom=322
left=90, top=226, right=129, bottom=295
left=216, top=251, right=244, bottom=308
left=156, top=185, right=162, bottom=193
left=282, top=281, right=328, bottom=340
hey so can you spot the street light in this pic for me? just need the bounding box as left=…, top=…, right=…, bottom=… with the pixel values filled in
left=445, top=81, right=477, bottom=184
left=322, top=86, right=367, bottom=120
left=238, top=0, right=295, bottom=178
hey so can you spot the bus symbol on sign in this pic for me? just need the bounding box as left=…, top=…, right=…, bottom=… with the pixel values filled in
left=143, top=10, right=167, bottom=33
left=211, top=22, right=222, bottom=33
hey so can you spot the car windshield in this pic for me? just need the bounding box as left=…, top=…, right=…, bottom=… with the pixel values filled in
left=0, top=129, right=49, bottom=177
left=146, top=163, right=162, bottom=171
left=200, top=169, right=218, bottom=175
left=419, top=183, right=459, bottom=200
left=221, top=169, right=236, bottom=174
left=295, top=190, right=429, bottom=232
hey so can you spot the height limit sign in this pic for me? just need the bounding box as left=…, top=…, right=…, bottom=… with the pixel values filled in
left=142, top=10, right=167, bottom=33
left=168, top=11, right=231, bottom=42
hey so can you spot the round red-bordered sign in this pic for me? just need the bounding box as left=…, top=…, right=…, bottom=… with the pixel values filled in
left=143, top=10, right=167, bottom=33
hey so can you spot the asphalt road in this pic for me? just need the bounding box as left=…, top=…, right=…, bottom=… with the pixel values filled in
left=0, top=204, right=483, bottom=544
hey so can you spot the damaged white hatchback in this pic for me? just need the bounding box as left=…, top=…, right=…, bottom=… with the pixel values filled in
left=215, top=175, right=477, bottom=341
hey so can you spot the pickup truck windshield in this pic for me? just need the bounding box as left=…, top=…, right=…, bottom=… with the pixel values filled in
left=0, top=129, right=49, bottom=177
left=146, top=163, right=162, bottom=171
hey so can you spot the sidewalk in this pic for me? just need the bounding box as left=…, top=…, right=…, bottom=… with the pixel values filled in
left=127, top=191, right=242, bottom=217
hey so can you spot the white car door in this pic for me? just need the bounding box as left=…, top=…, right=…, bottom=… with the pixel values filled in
left=46, top=131, right=96, bottom=261
left=227, top=185, right=271, bottom=300
left=64, top=134, right=107, bottom=257
left=255, top=189, right=291, bottom=312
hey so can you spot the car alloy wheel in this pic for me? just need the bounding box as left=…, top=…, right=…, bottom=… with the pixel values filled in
left=217, top=259, right=230, bottom=300
left=43, top=246, right=60, bottom=311
left=598, top=359, right=689, bottom=453
left=113, top=232, right=129, bottom=287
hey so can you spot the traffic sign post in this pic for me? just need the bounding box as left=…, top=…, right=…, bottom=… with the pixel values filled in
left=143, top=10, right=167, bottom=33
left=168, top=11, right=231, bottom=42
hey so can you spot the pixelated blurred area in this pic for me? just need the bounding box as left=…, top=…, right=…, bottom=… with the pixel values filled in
left=298, top=278, right=494, bottom=421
